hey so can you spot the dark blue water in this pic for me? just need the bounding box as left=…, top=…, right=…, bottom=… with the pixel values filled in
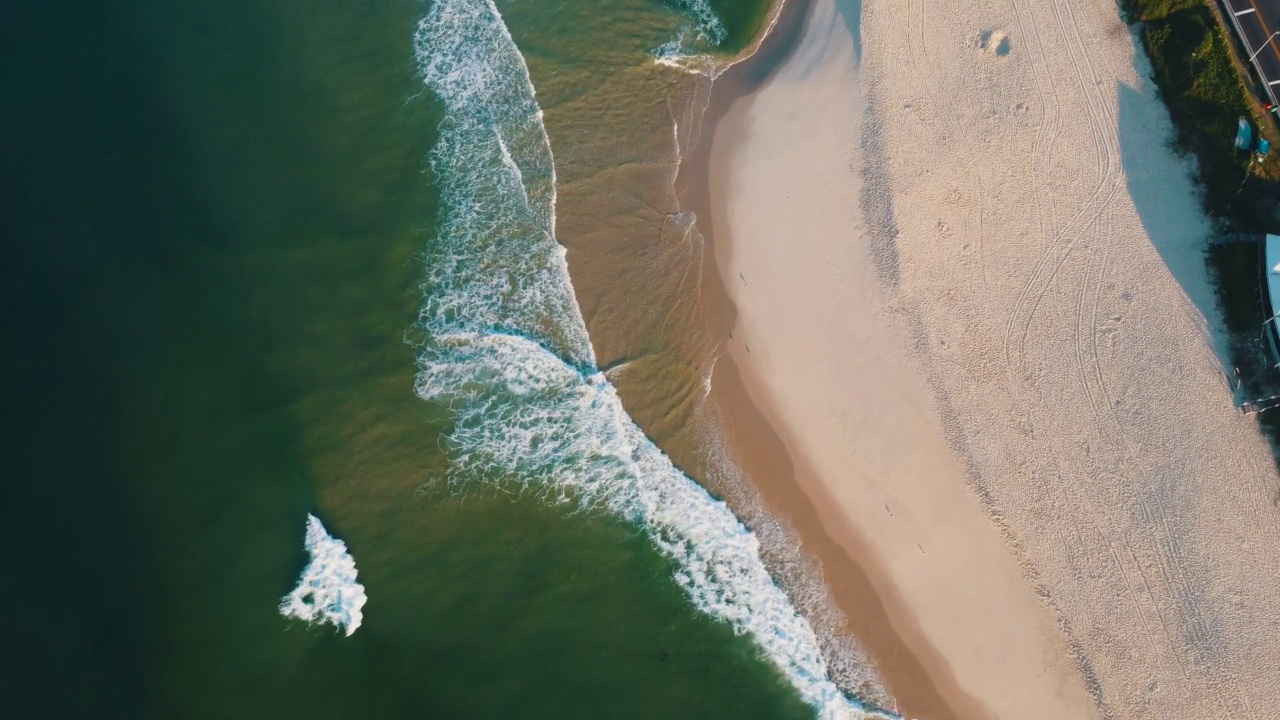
left=3, top=0, right=826, bottom=717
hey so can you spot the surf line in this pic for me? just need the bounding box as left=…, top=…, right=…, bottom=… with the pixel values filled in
left=412, top=1, right=899, bottom=717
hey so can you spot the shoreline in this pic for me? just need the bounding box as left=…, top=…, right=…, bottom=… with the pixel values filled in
left=687, top=0, right=1280, bottom=716
left=677, top=0, right=1114, bottom=717
left=676, top=1, right=986, bottom=717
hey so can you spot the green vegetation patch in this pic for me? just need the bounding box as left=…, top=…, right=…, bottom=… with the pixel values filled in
left=1126, top=1, right=1280, bottom=470
left=1130, top=0, right=1262, bottom=215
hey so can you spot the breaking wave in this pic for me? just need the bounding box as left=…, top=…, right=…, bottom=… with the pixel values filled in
left=413, top=1, right=895, bottom=717
left=672, top=0, right=727, bottom=46
left=652, top=0, right=725, bottom=71
left=280, top=514, right=368, bottom=637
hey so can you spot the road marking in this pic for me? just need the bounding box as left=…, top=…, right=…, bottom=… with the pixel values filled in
left=1237, top=8, right=1257, bottom=16
left=1245, top=0, right=1280, bottom=62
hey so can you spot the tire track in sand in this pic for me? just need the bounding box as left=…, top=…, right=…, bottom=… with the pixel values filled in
left=1001, top=14, right=1112, bottom=400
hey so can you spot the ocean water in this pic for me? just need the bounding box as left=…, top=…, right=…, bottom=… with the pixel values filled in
left=6, top=0, right=884, bottom=717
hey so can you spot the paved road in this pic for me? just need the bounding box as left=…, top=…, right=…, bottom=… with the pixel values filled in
left=1224, top=0, right=1280, bottom=102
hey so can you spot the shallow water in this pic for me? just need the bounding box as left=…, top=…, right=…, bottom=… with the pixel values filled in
left=5, top=0, right=866, bottom=716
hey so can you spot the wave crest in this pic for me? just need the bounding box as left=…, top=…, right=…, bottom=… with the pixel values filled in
left=413, top=2, right=896, bottom=717
left=280, top=514, right=368, bottom=637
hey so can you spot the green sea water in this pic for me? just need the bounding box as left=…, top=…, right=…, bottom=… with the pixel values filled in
left=4, top=0, right=830, bottom=718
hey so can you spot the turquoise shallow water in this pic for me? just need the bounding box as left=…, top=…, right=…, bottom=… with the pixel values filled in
left=4, top=0, right=855, bottom=717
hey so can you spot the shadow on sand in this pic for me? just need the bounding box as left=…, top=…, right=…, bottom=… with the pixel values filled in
left=1116, top=80, right=1242, bottom=376
left=1118, top=78, right=1280, bottom=460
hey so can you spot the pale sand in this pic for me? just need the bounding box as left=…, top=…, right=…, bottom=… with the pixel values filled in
left=703, top=0, right=1095, bottom=716
left=702, top=0, right=1280, bottom=717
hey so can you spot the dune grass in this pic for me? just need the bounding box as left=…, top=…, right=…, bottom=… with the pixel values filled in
left=1126, top=2, right=1280, bottom=467
left=1126, top=0, right=1279, bottom=216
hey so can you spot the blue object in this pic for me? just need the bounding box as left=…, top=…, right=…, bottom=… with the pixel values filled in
left=1259, top=138, right=1272, bottom=160
left=1237, top=117, right=1254, bottom=151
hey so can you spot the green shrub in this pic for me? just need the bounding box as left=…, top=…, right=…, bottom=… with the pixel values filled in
left=1138, top=3, right=1260, bottom=215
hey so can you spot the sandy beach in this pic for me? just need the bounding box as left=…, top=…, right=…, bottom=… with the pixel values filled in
left=690, top=0, right=1280, bottom=717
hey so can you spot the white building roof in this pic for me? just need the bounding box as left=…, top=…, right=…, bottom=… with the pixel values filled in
left=1266, top=235, right=1280, bottom=325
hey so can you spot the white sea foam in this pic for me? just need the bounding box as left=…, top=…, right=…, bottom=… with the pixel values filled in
left=651, top=1, right=723, bottom=75
left=673, top=0, right=727, bottom=46
left=413, top=1, right=896, bottom=717
left=652, top=35, right=719, bottom=77
left=653, top=27, right=702, bottom=65
left=279, top=514, right=368, bottom=637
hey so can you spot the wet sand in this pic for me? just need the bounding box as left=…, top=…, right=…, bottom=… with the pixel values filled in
left=685, top=0, right=1097, bottom=717
left=684, top=0, right=1280, bottom=717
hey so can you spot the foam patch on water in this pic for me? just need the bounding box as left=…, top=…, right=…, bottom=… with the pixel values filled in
left=652, top=32, right=718, bottom=77
left=673, top=0, right=726, bottom=47
left=414, top=2, right=896, bottom=718
left=279, top=514, right=367, bottom=637
left=413, top=0, right=591, bottom=370
left=651, top=0, right=725, bottom=73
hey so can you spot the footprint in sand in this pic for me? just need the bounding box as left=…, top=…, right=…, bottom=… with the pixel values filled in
left=978, top=29, right=1012, bottom=58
